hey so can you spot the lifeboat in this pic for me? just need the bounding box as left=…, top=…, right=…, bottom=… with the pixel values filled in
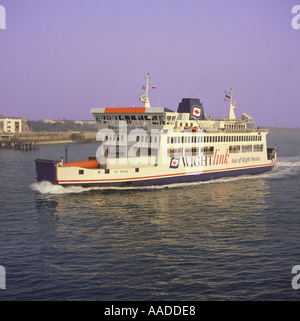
left=184, top=126, right=199, bottom=131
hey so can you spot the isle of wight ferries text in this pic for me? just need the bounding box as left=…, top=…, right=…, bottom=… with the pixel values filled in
left=173, top=148, right=261, bottom=169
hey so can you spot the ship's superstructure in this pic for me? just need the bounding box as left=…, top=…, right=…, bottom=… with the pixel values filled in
left=35, top=75, right=276, bottom=187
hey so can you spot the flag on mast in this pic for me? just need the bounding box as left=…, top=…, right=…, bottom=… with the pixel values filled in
left=225, top=90, right=231, bottom=101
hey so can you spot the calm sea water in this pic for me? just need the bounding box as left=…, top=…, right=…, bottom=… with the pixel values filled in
left=1, top=131, right=300, bottom=301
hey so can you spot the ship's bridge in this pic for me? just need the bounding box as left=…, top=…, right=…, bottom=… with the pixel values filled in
left=90, top=107, right=178, bottom=132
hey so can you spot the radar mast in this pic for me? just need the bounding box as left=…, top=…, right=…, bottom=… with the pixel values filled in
left=139, top=73, right=151, bottom=108
left=225, top=86, right=236, bottom=120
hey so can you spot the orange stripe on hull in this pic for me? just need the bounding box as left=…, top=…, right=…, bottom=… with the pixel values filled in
left=105, top=107, right=146, bottom=113
left=63, top=160, right=99, bottom=169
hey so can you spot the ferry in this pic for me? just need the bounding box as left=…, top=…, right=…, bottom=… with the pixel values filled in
left=35, top=74, right=277, bottom=187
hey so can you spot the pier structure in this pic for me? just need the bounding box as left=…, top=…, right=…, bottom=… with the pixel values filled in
left=0, top=134, right=39, bottom=150
left=0, top=140, right=40, bottom=150
left=0, top=131, right=97, bottom=150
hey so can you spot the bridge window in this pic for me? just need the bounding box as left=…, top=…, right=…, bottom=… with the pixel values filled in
left=159, top=116, right=165, bottom=124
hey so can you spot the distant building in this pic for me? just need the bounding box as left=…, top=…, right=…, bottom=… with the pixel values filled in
left=43, top=119, right=95, bottom=125
left=44, top=118, right=61, bottom=124
left=0, top=115, right=3, bottom=133
left=0, top=116, right=30, bottom=134
left=74, top=120, right=96, bottom=125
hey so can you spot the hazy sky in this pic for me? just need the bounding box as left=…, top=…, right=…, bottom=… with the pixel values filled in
left=0, top=0, right=299, bottom=127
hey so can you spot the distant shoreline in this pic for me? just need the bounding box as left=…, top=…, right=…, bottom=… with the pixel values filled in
left=1, top=128, right=299, bottom=145
left=0, top=131, right=97, bottom=145
left=38, top=140, right=73, bottom=145
left=267, top=127, right=300, bottom=133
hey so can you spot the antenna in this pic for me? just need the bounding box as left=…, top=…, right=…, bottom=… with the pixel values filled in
left=65, top=143, right=69, bottom=162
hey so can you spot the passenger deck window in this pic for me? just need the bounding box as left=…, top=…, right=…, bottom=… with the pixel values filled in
left=242, top=145, right=252, bottom=153
left=229, top=145, right=240, bottom=153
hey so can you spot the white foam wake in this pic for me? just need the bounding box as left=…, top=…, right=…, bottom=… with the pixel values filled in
left=273, top=156, right=300, bottom=178
left=30, top=180, right=172, bottom=195
left=276, top=156, right=300, bottom=168
left=30, top=181, right=95, bottom=195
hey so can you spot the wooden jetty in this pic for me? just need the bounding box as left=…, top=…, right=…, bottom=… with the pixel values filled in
left=0, top=138, right=39, bottom=150
left=0, top=131, right=97, bottom=150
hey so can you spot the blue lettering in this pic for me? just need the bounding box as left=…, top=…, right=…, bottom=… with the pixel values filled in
left=182, top=157, right=191, bottom=167
left=182, top=156, right=213, bottom=167
left=194, top=156, right=201, bottom=167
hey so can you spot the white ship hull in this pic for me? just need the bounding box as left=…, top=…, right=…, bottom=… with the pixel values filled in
left=54, top=163, right=275, bottom=188
left=35, top=144, right=276, bottom=188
